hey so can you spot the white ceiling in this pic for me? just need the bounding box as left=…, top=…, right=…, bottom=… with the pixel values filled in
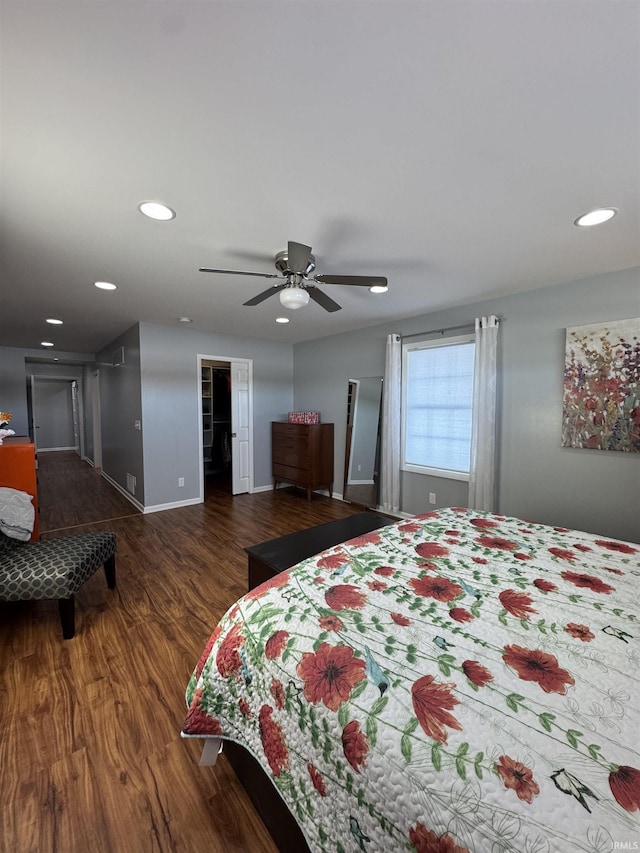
left=1, top=0, right=639, bottom=354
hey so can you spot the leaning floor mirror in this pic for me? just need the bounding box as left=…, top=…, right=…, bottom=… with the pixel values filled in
left=343, top=376, right=383, bottom=509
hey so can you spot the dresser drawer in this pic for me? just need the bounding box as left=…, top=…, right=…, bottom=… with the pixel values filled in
left=273, top=462, right=307, bottom=483
left=272, top=447, right=308, bottom=468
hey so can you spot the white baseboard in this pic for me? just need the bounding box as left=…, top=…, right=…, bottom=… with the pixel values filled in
left=143, top=497, right=202, bottom=514
left=346, top=479, right=375, bottom=486
left=101, top=471, right=145, bottom=512
left=37, top=446, right=77, bottom=452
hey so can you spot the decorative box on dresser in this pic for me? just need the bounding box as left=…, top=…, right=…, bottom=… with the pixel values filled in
left=0, top=436, right=39, bottom=540
left=271, top=421, right=334, bottom=501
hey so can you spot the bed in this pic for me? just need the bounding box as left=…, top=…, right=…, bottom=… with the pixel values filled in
left=182, top=508, right=640, bottom=852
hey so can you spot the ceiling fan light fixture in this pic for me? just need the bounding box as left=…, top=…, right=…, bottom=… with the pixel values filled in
left=138, top=201, right=176, bottom=221
left=574, top=207, right=617, bottom=227
left=279, top=286, right=310, bottom=310
left=369, top=284, right=388, bottom=293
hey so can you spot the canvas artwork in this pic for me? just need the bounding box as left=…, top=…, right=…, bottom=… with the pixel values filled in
left=562, top=316, right=640, bottom=452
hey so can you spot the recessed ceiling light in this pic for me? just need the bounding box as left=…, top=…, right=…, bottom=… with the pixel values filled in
left=275, top=317, right=290, bottom=324
left=178, top=317, right=193, bottom=324
left=53, top=358, right=59, bottom=362
left=94, top=281, right=117, bottom=290
left=46, top=318, right=63, bottom=325
left=369, top=284, right=388, bottom=294
left=574, top=207, right=617, bottom=227
left=41, top=341, right=54, bottom=347
left=138, top=201, right=176, bottom=221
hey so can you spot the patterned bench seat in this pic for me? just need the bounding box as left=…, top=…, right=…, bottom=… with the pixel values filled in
left=0, top=531, right=116, bottom=638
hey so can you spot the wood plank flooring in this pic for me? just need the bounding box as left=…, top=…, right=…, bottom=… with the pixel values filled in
left=1, top=452, right=364, bottom=853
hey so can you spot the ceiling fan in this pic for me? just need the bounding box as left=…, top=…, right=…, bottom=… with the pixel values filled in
left=199, top=241, right=388, bottom=313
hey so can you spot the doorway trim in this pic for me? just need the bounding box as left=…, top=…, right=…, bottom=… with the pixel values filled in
left=197, top=354, right=254, bottom=502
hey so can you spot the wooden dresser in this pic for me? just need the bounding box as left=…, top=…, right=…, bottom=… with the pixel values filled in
left=0, top=436, right=39, bottom=540
left=272, top=422, right=334, bottom=501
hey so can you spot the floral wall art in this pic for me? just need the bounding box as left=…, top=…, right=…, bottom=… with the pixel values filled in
left=562, top=317, right=640, bottom=452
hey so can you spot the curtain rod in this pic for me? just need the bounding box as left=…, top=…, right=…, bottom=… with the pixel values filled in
left=401, top=322, right=474, bottom=340
left=401, top=317, right=501, bottom=341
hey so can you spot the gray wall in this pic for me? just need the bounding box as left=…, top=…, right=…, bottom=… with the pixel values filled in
left=294, top=266, right=640, bottom=543
left=96, top=324, right=144, bottom=503
left=99, top=322, right=294, bottom=508
left=0, top=346, right=30, bottom=435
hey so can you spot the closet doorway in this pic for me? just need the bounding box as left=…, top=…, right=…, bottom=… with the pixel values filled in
left=198, top=355, right=253, bottom=499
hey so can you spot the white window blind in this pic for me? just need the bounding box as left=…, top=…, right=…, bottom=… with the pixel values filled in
left=402, top=336, right=475, bottom=478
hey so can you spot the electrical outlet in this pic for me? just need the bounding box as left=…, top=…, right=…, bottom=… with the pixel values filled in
left=134, top=420, right=141, bottom=430
left=178, top=477, right=185, bottom=487
left=429, top=492, right=436, bottom=504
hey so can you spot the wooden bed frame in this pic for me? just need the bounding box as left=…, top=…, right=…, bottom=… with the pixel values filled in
left=225, top=511, right=393, bottom=851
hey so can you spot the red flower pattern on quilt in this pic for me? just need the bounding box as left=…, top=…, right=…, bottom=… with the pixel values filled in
left=258, top=705, right=289, bottom=777
left=565, top=623, right=595, bottom=642
left=215, top=624, right=245, bottom=677
left=409, top=823, right=469, bottom=853
left=297, top=642, right=366, bottom=711
left=184, top=686, right=223, bottom=736
left=549, top=546, right=577, bottom=561
left=499, top=589, right=537, bottom=619
left=415, top=542, right=450, bottom=559
left=475, top=535, right=520, bottom=550
left=307, top=763, right=327, bottom=796
left=462, top=660, right=494, bottom=687
left=533, top=578, right=557, bottom=592
left=609, top=765, right=640, bottom=812
left=503, top=644, right=575, bottom=694
left=449, top=607, right=473, bottom=623
left=347, top=531, right=382, bottom=547
left=319, top=614, right=344, bottom=632
left=324, top=584, right=367, bottom=611
left=561, top=570, right=615, bottom=594
left=342, top=720, right=369, bottom=772
left=595, top=540, right=637, bottom=555
left=410, top=575, right=463, bottom=602
left=265, top=630, right=289, bottom=659
left=497, top=755, right=540, bottom=803
left=411, top=674, right=462, bottom=743
left=317, top=552, right=350, bottom=570
left=270, top=678, right=286, bottom=710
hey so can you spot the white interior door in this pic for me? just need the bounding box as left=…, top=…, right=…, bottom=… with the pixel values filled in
left=231, top=360, right=251, bottom=495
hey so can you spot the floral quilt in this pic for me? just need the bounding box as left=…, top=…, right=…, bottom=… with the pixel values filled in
left=182, top=509, right=640, bottom=853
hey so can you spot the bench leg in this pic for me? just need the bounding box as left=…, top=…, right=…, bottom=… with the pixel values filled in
left=59, top=596, right=75, bottom=639
left=104, top=554, right=116, bottom=589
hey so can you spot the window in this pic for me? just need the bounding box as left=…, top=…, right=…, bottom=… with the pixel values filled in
left=402, top=334, right=475, bottom=480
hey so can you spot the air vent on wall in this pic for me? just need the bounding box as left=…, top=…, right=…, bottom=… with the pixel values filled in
left=126, top=473, right=136, bottom=495
left=112, top=346, right=125, bottom=367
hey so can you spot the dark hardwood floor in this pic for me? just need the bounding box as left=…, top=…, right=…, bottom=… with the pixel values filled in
left=1, top=452, right=363, bottom=853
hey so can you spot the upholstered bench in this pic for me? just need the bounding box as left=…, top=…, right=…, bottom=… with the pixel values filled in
left=0, top=531, right=116, bottom=638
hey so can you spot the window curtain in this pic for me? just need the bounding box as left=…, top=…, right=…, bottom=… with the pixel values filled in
left=468, top=315, right=499, bottom=511
left=381, top=333, right=401, bottom=514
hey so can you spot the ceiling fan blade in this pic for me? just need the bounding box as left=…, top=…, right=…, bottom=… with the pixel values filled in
left=243, top=284, right=287, bottom=306
left=199, top=267, right=281, bottom=279
left=307, top=287, right=342, bottom=313
left=314, top=274, right=388, bottom=287
left=287, top=241, right=312, bottom=273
